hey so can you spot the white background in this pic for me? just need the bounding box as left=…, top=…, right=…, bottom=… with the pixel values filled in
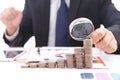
left=0, top=0, right=120, bottom=48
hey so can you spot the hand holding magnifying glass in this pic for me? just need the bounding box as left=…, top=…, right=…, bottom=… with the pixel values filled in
left=69, top=18, right=117, bottom=53
left=91, top=26, right=117, bottom=53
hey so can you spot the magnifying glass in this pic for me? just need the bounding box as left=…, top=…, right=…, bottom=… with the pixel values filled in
left=69, top=18, right=94, bottom=41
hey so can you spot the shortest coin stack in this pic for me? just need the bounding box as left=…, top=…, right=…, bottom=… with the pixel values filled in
left=25, top=61, right=39, bottom=68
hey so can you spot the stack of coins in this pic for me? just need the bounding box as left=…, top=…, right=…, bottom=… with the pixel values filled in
left=48, top=60, right=57, bottom=68
left=74, top=48, right=84, bottom=68
left=24, top=61, right=39, bottom=68
left=57, top=59, right=65, bottom=68
left=83, top=39, right=93, bottom=68
left=66, top=53, right=75, bottom=68
left=84, top=55, right=92, bottom=68
left=29, top=63, right=39, bottom=68
left=74, top=47, right=82, bottom=53
left=38, top=61, right=47, bottom=68
left=21, top=64, right=30, bottom=68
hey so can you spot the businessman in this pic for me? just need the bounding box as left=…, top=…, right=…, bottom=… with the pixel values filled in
left=0, top=0, right=120, bottom=54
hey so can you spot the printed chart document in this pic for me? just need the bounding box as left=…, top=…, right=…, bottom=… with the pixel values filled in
left=0, top=47, right=120, bottom=80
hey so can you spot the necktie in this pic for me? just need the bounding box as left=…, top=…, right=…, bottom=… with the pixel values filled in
left=55, top=0, right=68, bottom=46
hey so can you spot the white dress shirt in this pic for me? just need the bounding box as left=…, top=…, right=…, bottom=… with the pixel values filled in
left=5, top=0, right=70, bottom=46
left=48, top=0, right=70, bottom=46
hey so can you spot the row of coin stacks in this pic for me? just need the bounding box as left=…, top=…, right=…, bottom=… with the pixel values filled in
left=21, top=39, right=93, bottom=68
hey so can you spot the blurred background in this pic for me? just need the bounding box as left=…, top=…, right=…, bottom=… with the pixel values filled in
left=0, top=0, right=120, bottom=48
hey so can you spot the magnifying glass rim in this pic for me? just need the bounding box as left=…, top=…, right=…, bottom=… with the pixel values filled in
left=69, top=18, right=94, bottom=41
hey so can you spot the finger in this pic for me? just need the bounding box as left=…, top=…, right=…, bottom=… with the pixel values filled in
left=102, top=38, right=117, bottom=53
left=91, top=27, right=106, bottom=44
left=16, top=10, right=23, bottom=19
left=1, top=7, right=17, bottom=21
left=6, top=8, right=18, bottom=20
left=95, top=30, right=112, bottom=49
left=105, top=41, right=117, bottom=53
left=101, top=31, right=117, bottom=53
left=9, top=8, right=18, bottom=19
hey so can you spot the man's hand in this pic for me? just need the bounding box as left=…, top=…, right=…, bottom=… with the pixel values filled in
left=91, top=26, right=117, bottom=53
left=0, top=7, right=22, bottom=36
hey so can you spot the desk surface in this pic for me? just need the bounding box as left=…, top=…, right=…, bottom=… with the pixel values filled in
left=0, top=47, right=120, bottom=80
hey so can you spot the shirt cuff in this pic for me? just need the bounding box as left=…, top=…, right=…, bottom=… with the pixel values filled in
left=5, top=27, right=19, bottom=41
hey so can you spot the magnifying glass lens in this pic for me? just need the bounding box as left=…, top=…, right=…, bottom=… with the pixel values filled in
left=71, top=22, right=93, bottom=39
left=69, top=18, right=94, bottom=41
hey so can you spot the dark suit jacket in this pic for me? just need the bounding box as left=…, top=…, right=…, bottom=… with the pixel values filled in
left=4, top=0, right=120, bottom=54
